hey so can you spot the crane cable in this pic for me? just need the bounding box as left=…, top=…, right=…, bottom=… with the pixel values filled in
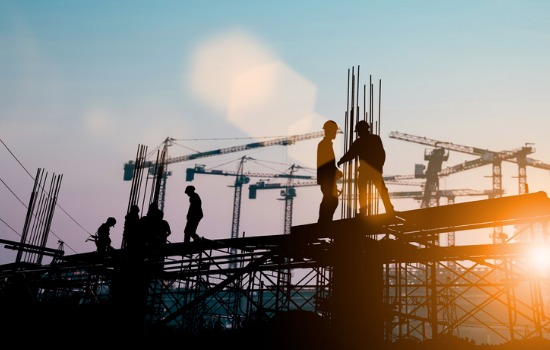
left=0, top=138, right=88, bottom=255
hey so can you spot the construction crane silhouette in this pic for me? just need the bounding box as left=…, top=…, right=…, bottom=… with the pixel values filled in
left=389, top=131, right=544, bottom=243
left=249, top=165, right=318, bottom=235
left=389, top=131, right=544, bottom=195
left=123, top=130, right=333, bottom=211
left=185, top=158, right=315, bottom=268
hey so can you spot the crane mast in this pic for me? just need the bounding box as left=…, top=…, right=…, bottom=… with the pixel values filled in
left=282, top=166, right=296, bottom=236
left=420, top=148, right=449, bottom=209
left=231, top=157, right=246, bottom=245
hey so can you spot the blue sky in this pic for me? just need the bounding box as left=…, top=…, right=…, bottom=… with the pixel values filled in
left=1, top=0, right=550, bottom=264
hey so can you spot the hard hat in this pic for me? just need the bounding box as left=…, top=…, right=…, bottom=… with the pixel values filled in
left=185, top=185, right=195, bottom=194
left=323, top=120, right=338, bottom=131
left=107, top=217, right=117, bottom=225
left=354, top=120, right=370, bottom=132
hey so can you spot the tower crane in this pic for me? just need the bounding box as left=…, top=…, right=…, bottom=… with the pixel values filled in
left=249, top=180, right=319, bottom=232
left=185, top=158, right=315, bottom=268
left=389, top=131, right=542, bottom=196
left=418, top=148, right=449, bottom=209
left=388, top=131, right=545, bottom=243
left=248, top=165, right=318, bottom=235
left=123, top=130, right=333, bottom=212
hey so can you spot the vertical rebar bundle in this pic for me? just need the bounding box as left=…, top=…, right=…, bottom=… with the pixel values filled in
left=340, top=66, right=384, bottom=219
left=16, top=168, right=62, bottom=265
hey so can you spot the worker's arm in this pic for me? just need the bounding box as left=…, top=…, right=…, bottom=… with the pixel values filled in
left=337, top=142, right=357, bottom=166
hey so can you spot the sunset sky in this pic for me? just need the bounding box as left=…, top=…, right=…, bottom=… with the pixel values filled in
left=1, top=0, right=550, bottom=264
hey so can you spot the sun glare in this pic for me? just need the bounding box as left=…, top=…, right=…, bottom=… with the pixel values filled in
left=188, top=30, right=275, bottom=114
left=529, top=245, right=550, bottom=275
left=187, top=30, right=318, bottom=140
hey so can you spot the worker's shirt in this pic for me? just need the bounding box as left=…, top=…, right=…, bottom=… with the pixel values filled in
left=317, top=138, right=338, bottom=185
left=187, top=193, right=203, bottom=221
left=339, top=134, right=386, bottom=173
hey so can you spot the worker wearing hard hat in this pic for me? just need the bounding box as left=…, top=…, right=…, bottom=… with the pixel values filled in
left=317, top=120, right=343, bottom=223
left=337, top=120, right=395, bottom=217
left=184, top=185, right=203, bottom=242
left=95, top=217, right=116, bottom=254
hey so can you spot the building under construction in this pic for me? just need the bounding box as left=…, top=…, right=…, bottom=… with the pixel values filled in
left=1, top=183, right=550, bottom=348
left=1, top=68, right=550, bottom=348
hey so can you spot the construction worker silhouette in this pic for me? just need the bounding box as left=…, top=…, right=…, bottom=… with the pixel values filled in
left=152, top=209, right=171, bottom=247
left=184, top=185, right=203, bottom=242
left=96, top=217, right=116, bottom=254
left=338, top=120, right=395, bottom=216
left=317, top=120, right=343, bottom=223
left=122, top=204, right=140, bottom=249
left=135, top=203, right=160, bottom=252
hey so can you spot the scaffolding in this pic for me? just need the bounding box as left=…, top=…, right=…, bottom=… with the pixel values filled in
left=1, top=192, right=549, bottom=345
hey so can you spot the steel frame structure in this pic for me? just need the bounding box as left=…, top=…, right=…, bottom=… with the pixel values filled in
left=1, top=192, right=550, bottom=345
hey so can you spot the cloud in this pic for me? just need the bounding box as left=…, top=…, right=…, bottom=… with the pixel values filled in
left=188, top=30, right=274, bottom=114
left=187, top=30, right=318, bottom=138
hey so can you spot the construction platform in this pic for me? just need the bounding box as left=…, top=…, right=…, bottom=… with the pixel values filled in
left=1, top=192, right=550, bottom=347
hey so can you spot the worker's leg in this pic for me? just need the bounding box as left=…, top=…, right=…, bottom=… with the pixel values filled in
left=184, top=221, right=195, bottom=243
left=373, top=172, right=395, bottom=214
left=189, top=220, right=201, bottom=241
left=318, top=182, right=338, bottom=222
left=357, top=172, right=368, bottom=216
